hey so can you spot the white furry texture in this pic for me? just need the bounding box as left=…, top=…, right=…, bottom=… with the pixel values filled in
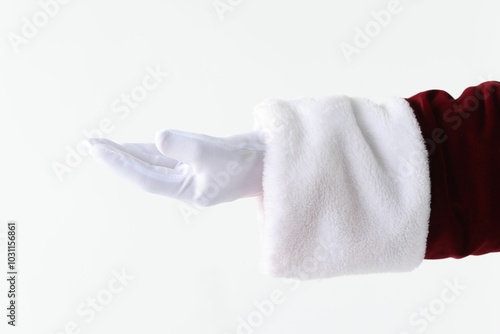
left=253, top=95, right=431, bottom=280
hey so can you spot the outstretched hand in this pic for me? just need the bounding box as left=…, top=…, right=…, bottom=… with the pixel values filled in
left=86, top=129, right=266, bottom=206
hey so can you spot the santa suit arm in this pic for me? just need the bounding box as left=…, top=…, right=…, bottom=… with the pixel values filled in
left=406, top=81, right=500, bottom=259
left=254, top=81, right=500, bottom=279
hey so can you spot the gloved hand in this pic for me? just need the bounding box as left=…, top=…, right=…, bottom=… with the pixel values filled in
left=86, top=129, right=266, bottom=207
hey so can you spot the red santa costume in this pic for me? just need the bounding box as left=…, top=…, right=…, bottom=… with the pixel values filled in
left=253, top=81, right=500, bottom=279
left=88, top=81, right=500, bottom=280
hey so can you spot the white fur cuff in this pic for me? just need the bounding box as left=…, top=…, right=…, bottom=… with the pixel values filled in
left=253, top=95, right=431, bottom=279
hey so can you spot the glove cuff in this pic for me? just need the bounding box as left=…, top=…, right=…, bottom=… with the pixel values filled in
left=253, top=95, right=431, bottom=279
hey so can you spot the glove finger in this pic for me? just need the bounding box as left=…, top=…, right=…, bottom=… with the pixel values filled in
left=155, top=129, right=236, bottom=167
left=89, top=143, right=194, bottom=199
left=123, top=143, right=186, bottom=169
left=87, top=138, right=183, bottom=169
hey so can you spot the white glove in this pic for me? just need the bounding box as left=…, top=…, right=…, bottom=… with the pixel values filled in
left=86, top=129, right=266, bottom=206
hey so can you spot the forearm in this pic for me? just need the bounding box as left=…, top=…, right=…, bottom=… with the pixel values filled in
left=254, top=81, right=500, bottom=279
left=406, top=81, right=500, bottom=259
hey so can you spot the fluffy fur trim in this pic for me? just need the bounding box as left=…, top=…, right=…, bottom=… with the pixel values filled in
left=253, top=95, right=431, bottom=279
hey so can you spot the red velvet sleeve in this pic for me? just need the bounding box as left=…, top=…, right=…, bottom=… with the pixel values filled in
left=405, top=81, right=500, bottom=259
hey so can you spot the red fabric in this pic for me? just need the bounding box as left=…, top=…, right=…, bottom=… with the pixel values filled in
left=405, top=81, right=500, bottom=259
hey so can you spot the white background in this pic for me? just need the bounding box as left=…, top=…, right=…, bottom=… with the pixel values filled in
left=1, top=0, right=500, bottom=333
